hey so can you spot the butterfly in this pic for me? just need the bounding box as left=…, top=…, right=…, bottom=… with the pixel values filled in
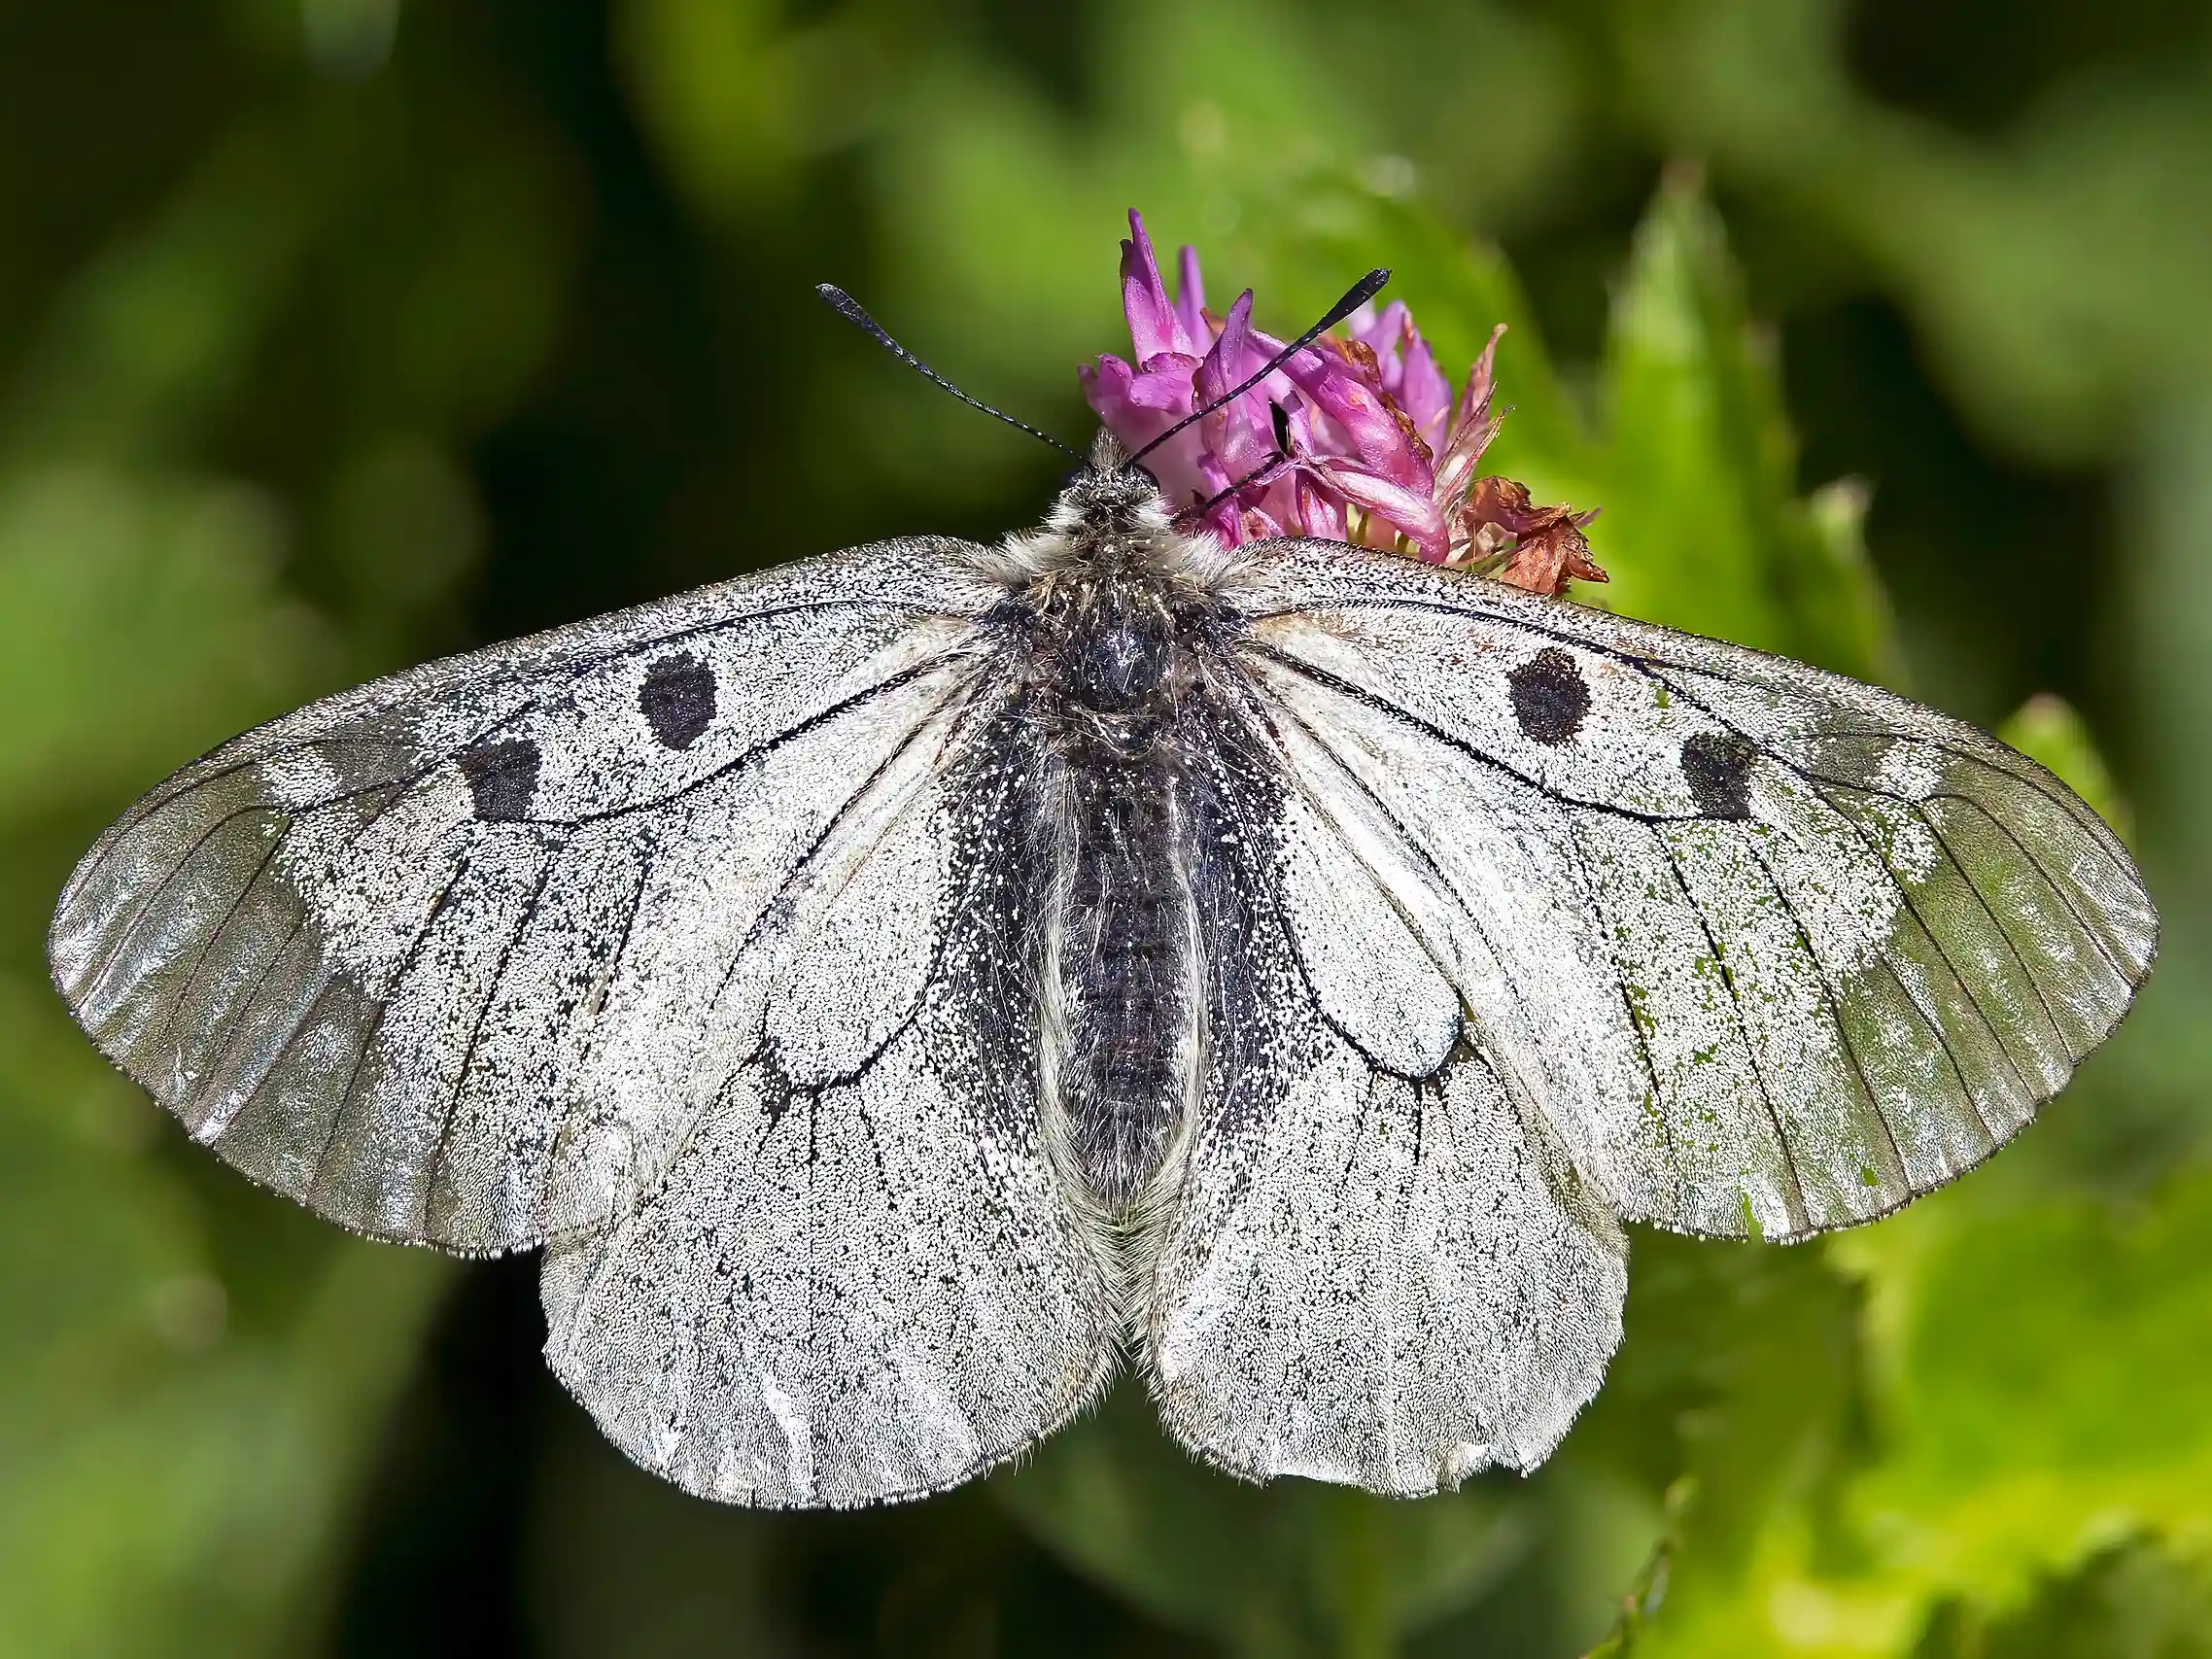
left=48, top=273, right=2157, bottom=1509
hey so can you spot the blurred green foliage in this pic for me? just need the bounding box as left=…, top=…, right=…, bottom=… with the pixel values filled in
left=2, top=2, right=2209, bottom=1656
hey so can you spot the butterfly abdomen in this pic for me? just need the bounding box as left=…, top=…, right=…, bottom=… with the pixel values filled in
left=1020, top=563, right=1210, bottom=1217
left=1052, top=747, right=1197, bottom=1213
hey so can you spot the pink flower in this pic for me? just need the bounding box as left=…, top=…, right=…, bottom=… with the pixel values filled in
left=1080, top=210, right=1606, bottom=596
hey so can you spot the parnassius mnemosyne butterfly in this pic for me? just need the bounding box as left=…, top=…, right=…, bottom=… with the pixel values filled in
left=49, top=267, right=2157, bottom=1509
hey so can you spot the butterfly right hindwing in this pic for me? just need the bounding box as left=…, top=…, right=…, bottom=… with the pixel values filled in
left=1138, top=685, right=1628, bottom=1494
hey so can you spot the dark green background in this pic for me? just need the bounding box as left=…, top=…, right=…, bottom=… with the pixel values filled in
left=5, top=2, right=2212, bottom=1655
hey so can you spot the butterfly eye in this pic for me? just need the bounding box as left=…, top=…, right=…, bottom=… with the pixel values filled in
left=1059, top=466, right=1093, bottom=492
left=1131, top=463, right=1161, bottom=493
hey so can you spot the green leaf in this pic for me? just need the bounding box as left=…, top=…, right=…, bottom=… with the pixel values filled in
left=1616, top=1168, right=2212, bottom=1657
left=997, top=1383, right=1534, bottom=1658
left=1912, top=1535, right=2212, bottom=1659
left=1596, top=169, right=1895, bottom=680
left=1581, top=1480, right=1694, bottom=1659
left=1995, top=694, right=2133, bottom=846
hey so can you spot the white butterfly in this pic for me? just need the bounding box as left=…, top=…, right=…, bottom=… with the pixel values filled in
left=48, top=286, right=2156, bottom=1510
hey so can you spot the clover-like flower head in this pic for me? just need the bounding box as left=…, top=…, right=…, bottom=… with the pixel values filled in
left=1081, top=210, right=1605, bottom=596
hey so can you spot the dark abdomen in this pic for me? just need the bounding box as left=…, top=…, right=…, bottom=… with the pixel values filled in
left=1052, top=746, right=1194, bottom=1212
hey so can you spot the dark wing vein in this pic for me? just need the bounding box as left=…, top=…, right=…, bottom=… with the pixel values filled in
left=1245, top=642, right=1691, bottom=823
left=1251, top=591, right=2128, bottom=865
left=545, top=657, right=958, bottom=830
left=1737, top=829, right=1914, bottom=1190
left=303, top=849, right=476, bottom=1220
left=421, top=844, right=567, bottom=1230
left=1812, top=783, right=2031, bottom=1117
left=1563, top=814, right=1688, bottom=1223
left=152, top=813, right=297, bottom=1056
left=1246, top=682, right=1547, bottom=1050
left=1927, top=790, right=2132, bottom=984
left=1647, top=823, right=1813, bottom=1236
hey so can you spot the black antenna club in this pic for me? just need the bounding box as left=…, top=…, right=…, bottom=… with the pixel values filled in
left=1129, top=268, right=1390, bottom=468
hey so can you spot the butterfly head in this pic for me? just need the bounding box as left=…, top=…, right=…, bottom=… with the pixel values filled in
left=1044, top=428, right=1173, bottom=540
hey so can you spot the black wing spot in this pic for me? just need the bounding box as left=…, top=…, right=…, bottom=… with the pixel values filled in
left=1681, top=731, right=1757, bottom=819
left=640, top=652, right=716, bottom=750
left=460, top=738, right=540, bottom=821
left=1507, top=647, right=1590, bottom=744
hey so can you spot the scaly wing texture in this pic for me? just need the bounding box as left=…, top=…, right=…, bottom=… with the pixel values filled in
left=50, top=540, right=1118, bottom=1505
left=1137, top=689, right=1629, bottom=1496
left=541, top=696, right=1120, bottom=1504
left=1223, top=539, right=2157, bottom=1245
left=1140, top=536, right=2154, bottom=1496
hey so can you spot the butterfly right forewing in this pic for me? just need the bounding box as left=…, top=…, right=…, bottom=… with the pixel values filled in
left=1220, top=538, right=2156, bottom=1243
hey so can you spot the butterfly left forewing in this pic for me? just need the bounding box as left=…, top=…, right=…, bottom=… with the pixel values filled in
left=48, top=539, right=1001, bottom=1252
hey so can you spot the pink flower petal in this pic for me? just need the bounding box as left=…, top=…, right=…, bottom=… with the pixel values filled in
left=1174, top=244, right=1208, bottom=354
left=1434, top=324, right=1506, bottom=504
left=1355, top=300, right=1412, bottom=382
left=1292, top=470, right=1348, bottom=541
left=1276, top=346, right=1434, bottom=495
left=1121, top=210, right=1183, bottom=363
left=1399, top=328, right=1453, bottom=453
left=1317, top=460, right=1450, bottom=556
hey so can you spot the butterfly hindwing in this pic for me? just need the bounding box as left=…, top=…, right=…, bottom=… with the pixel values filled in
left=541, top=696, right=1119, bottom=1505
left=1137, top=688, right=1628, bottom=1494
left=1223, top=540, right=2157, bottom=1243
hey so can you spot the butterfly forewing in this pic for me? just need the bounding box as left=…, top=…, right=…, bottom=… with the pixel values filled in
left=1220, top=539, right=2156, bottom=1244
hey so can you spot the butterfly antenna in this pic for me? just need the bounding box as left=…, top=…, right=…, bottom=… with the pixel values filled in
left=817, top=284, right=1085, bottom=463
left=1128, top=268, right=1390, bottom=467
left=1176, top=405, right=1293, bottom=527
